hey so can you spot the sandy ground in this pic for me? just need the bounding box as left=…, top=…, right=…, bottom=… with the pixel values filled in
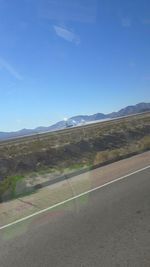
left=0, top=151, right=149, bottom=227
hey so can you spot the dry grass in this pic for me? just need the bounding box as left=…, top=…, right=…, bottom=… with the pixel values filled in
left=0, top=112, right=150, bottom=201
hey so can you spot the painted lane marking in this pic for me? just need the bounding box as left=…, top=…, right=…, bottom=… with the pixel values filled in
left=0, top=165, right=150, bottom=230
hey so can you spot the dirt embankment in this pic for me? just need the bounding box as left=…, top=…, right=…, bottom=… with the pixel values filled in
left=0, top=113, right=150, bottom=181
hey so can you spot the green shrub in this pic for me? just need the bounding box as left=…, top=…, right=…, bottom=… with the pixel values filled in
left=140, top=136, right=150, bottom=150
left=0, top=175, right=24, bottom=200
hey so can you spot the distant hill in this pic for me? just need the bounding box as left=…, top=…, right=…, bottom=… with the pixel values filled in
left=108, top=102, right=150, bottom=118
left=0, top=102, right=150, bottom=140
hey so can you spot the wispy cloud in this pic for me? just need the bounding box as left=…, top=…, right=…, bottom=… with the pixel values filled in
left=121, top=17, right=131, bottom=27
left=0, top=58, right=23, bottom=80
left=39, top=0, right=97, bottom=23
left=53, top=25, right=80, bottom=45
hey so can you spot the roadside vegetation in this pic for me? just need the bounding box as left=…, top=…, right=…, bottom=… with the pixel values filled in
left=0, top=112, right=150, bottom=201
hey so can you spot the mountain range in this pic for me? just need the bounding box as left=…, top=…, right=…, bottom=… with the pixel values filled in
left=0, top=102, right=150, bottom=140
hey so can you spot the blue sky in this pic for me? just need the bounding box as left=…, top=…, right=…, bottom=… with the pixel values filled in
left=0, top=0, right=150, bottom=131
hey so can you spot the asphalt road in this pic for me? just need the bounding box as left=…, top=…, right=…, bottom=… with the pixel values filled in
left=0, top=167, right=150, bottom=267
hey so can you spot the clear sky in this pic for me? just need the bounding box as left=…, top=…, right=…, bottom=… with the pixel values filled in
left=0, top=0, right=150, bottom=131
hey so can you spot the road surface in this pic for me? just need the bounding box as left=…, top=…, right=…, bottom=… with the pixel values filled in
left=0, top=167, right=150, bottom=266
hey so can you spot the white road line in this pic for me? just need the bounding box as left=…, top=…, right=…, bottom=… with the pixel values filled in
left=0, top=165, right=150, bottom=231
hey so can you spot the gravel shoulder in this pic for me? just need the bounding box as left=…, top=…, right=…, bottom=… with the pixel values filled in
left=0, top=150, right=150, bottom=228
